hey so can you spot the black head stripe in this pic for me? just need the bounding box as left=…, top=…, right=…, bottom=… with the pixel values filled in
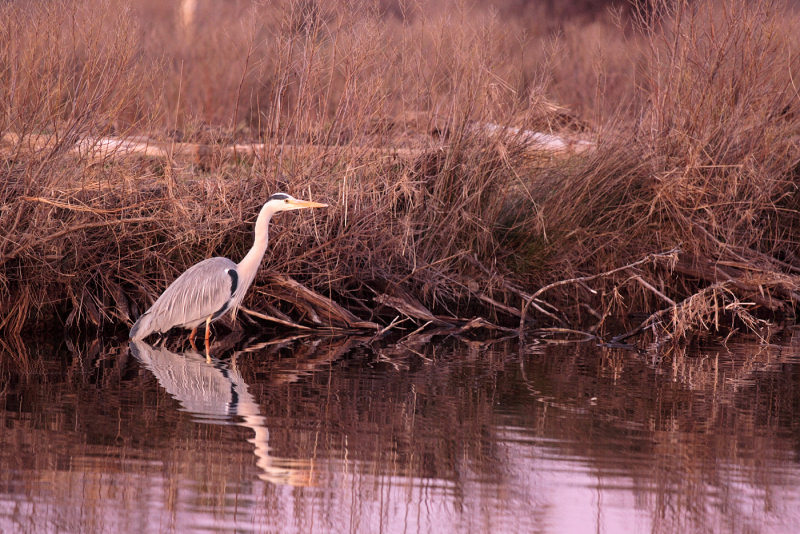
left=268, top=193, right=291, bottom=201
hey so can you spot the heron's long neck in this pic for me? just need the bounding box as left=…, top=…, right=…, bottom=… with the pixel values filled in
left=235, top=204, right=275, bottom=302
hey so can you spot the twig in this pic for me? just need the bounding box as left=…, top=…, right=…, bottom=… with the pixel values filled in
left=0, top=217, right=156, bottom=265
left=608, top=306, right=674, bottom=345
left=463, top=254, right=565, bottom=327
left=519, top=248, right=680, bottom=332
left=630, top=274, right=676, bottom=306
left=608, top=281, right=736, bottom=344
left=375, top=315, right=410, bottom=337
left=397, top=321, right=434, bottom=344
left=239, top=306, right=312, bottom=330
left=20, top=196, right=149, bottom=214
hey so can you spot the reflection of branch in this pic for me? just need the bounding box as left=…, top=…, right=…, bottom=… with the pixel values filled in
left=530, top=327, right=598, bottom=343
left=232, top=335, right=367, bottom=385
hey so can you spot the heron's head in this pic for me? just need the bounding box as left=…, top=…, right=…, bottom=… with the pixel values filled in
left=266, top=192, right=328, bottom=213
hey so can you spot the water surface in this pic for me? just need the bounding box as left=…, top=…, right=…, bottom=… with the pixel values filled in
left=2, top=331, right=800, bottom=533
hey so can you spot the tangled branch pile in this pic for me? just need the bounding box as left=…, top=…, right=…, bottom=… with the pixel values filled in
left=1, top=0, right=799, bottom=343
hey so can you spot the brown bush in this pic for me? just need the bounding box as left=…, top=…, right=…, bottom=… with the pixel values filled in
left=1, top=0, right=798, bottom=343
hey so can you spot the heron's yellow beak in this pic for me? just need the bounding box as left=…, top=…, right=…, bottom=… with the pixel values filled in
left=288, top=199, right=328, bottom=209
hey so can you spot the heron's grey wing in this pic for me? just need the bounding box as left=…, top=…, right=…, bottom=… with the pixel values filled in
left=130, top=257, right=237, bottom=339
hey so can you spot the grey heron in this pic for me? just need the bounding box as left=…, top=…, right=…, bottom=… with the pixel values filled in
left=129, top=192, right=328, bottom=344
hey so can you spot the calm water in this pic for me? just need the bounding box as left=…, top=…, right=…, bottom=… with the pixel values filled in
left=2, top=331, right=800, bottom=533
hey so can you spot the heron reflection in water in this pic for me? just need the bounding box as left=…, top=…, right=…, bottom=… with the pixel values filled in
left=129, top=339, right=314, bottom=486
left=130, top=193, right=328, bottom=349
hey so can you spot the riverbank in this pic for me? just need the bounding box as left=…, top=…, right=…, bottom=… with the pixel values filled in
left=1, top=0, right=798, bottom=343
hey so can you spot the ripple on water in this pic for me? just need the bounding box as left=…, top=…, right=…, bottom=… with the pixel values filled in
left=2, top=335, right=800, bottom=532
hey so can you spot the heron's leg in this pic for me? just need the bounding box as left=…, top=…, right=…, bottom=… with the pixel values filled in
left=204, top=315, right=213, bottom=342
left=204, top=315, right=213, bottom=361
left=188, top=327, right=198, bottom=351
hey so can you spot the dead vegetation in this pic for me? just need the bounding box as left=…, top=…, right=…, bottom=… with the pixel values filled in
left=1, top=0, right=799, bottom=345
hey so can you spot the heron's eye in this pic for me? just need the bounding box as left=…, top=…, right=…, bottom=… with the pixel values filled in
left=284, top=199, right=289, bottom=203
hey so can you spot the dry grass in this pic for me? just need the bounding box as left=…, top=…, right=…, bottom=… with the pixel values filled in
left=1, top=0, right=799, bottom=343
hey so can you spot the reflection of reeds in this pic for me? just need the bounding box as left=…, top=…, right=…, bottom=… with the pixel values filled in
left=519, top=339, right=800, bottom=533
left=2, top=334, right=800, bottom=531
left=1, top=0, right=799, bottom=342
